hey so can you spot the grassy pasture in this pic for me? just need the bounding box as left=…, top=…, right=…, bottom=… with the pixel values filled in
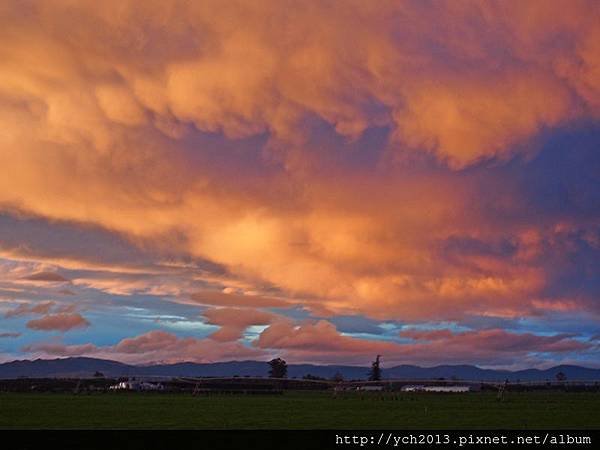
left=0, top=391, right=598, bottom=429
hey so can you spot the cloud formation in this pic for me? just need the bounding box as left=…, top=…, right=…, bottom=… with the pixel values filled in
left=21, top=322, right=594, bottom=368
left=26, top=313, right=90, bottom=332
left=21, top=272, right=70, bottom=283
left=0, top=0, right=599, bottom=367
left=202, top=307, right=275, bottom=341
left=24, top=330, right=264, bottom=364
left=4, top=301, right=56, bottom=318
left=254, top=320, right=592, bottom=366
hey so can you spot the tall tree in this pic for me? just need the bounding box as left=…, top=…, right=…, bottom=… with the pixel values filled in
left=369, top=355, right=382, bottom=381
left=268, top=358, right=288, bottom=378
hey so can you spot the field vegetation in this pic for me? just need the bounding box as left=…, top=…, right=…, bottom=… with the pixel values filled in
left=0, top=391, right=598, bottom=429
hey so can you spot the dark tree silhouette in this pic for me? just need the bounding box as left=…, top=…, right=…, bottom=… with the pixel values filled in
left=556, top=371, right=567, bottom=382
left=93, top=371, right=104, bottom=378
left=268, top=358, right=288, bottom=378
left=369, top=355, right=382, bottom=381
left=303, top=374, right=325, bottom=380
left=332, top=372, right=344, bottom=382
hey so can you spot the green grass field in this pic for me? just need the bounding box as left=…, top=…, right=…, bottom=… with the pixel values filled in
left=0, top=391, right=598, bottom=429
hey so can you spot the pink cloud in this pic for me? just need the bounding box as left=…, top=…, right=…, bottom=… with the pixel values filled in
left=256, top=321, right=591, bottom=366
left=26, top=313, right=90, bottom=332
left=111, top=330, right=265, bottom=363
left=20, top=323, right=594, bottom=367
left=256, top=319, right=401, bottom=357
left=114, top=330, right=180, bottom=354
left=24, top=330, right=266, bottom=364
left=4, top=301, right=56, bottom=318
left=399, top=328, right=588, bottom=353
left=22, top=342, right=98, bottom=356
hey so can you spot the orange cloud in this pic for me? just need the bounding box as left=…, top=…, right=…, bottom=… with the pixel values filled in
left=394, top=72, right=572, bottom=167
left=0, top=0, right=598, bottom=333
left=202, top=307, right=275, bottom=342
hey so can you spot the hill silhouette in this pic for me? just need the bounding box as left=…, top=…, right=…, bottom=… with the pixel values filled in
left=1, top=357, right=598, bottom=381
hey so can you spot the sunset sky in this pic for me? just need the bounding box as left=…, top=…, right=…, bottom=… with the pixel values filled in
left=1, top=0, right=599, bottom=369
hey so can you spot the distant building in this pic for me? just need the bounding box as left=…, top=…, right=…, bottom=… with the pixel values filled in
left=109, top=381, right=136, bottom=391
left=357, top=385, right=384, bottom=391
left=401, top=385, right=470, bottom=393
left=423, top=385, right=470, bottom=393
left=109, top=381, right=164, bottom=391
left=401, top=385, right=425, bottom=392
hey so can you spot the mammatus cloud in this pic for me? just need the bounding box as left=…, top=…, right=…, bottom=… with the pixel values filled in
left=0, top=1, right=599, bottom=367
left=1, top=0, right=599, bottom=319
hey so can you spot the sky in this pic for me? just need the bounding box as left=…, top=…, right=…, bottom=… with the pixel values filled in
left=0, top=0, right=599, bottom=369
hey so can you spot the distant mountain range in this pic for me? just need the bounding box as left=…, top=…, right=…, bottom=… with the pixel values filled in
left=0, top=357, right=599, bottom=381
